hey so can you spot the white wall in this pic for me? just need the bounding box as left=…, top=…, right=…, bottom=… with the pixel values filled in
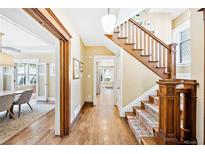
left=134, top=13, right=172, bottom=44
left=190, top=8, right=204, bottom=145
left=116, top=8, right=144, bottom=26
left=52, top=9, right=85, bottom=124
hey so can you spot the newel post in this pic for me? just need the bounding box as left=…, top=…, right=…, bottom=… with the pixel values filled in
left=156, top=79, right=180, bottom=145
left=168, top=43, right=177, bottom=79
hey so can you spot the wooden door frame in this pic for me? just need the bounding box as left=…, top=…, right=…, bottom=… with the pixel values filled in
left=23, top=8, right=72, bottom=136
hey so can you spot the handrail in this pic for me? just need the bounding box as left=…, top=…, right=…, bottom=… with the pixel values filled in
left=129, top=18, right=170, bottom=50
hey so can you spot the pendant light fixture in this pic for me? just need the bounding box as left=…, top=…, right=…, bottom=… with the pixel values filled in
left=101, top=8, right=116, bottom=34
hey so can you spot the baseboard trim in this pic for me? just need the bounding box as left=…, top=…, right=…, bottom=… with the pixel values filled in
left=71, top=101, right=94, bottom=130
left=84, top=101, right=94, bottom=106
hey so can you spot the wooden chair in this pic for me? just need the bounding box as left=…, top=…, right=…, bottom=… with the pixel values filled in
left=0, top=94, right=15, bottom=119
left=13, top=90, right=33, bottom=117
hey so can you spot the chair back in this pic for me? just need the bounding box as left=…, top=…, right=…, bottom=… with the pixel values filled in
left=0, top=94, right=15, bottom=112
left=15, top=90, right=33, bottom=105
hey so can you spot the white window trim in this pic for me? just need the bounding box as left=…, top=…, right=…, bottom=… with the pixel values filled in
left=15, top=59, right=39, bottom=86
left=172, top=20, right=191, bottom=67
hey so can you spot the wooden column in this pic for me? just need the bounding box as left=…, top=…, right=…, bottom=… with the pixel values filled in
left=157, top=79, right=180, bottom=145
left=168, top=43, right=177, bottom=79
left=23, top=8, right=72, bottom=137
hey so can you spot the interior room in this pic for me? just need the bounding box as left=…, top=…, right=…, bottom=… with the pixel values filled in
left=0, top=13, right=56, bottom=144
left=97, top=59, right=115, bottom=94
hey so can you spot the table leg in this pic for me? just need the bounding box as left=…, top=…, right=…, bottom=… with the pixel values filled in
left=10, top=105, right=14, bottom=119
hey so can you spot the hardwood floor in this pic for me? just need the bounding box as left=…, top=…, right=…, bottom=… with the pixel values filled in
left=4, top=88, right=137, bottom=145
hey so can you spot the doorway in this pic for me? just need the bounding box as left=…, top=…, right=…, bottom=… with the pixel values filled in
left=93, top=56, right=121, bottom=110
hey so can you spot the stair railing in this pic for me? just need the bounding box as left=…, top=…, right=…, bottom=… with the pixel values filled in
left=115, top=19, right=176, bottom=79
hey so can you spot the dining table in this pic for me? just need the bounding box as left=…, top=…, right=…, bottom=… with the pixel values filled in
left=0, top=90, right=24, bottom=118
left=0, top=90, right=23, bottom=97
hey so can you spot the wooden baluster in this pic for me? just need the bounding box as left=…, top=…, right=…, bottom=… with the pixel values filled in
left=147, top=35, right=150, bottom=56
left=117, top=26, right=119, bottom=32
left=159, top=45, right=162, bottom=67
left=151, top=38, right=154, bottom=61
left=124, top=21, right=127, bottom=38
left=128, top=21, right=131, bottom=43
left=140, top=29, right=142, bottom=49
left=144, top=32, right=147, bottom=55
left=163, top=47, right=166, bottom=68
left=132, top=23, right=135, bottom=46
left=136, top=27, right=138, bottom=49
left=155, top=41, right=158, bottom=62
left=120, top=24, right=123, bottom=37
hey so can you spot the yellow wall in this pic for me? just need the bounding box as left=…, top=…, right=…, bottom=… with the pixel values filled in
left=0, top=52, right=14, bottom=66
left=190, top=8, right=204, bottom=144
left=84, top=46, right=114, bottom=101
left=172, top=10, right=190, bottom=30
left=122, top=50, right=160, bottom=107
left=80, top=40, right=86, bottom=107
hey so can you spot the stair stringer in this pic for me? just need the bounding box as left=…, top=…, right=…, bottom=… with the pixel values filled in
left=105, top=34, right=169, bottom=79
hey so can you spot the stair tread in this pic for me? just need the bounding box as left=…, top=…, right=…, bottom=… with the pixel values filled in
left=142, top=101, right=159, bottom=120
left=118, top=37, right=128, bottom=39
left=126, top=43, right=135, bottom=45
left=125, top=112, right=135, bottom=117
left=135, top=108, right=158, bottom=135
left=133, top=48, right=143, bottom=51
left=127, top=116, right=153, bottom=143
left=141, top=137, right=157, bottom=145
left=149, top=95, right=159, bottom=105
left=135, top=108, right=158, bottom=124
left=156, top=66, right=166, bottom=69
left=148, top=60, right=159, bottom=63
left=141, top=54, right=151, bottom=57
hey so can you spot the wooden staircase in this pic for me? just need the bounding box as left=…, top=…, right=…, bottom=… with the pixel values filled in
left=105, top=18, right=177, bottom=79
left=105, top=18, right=199, bottom=145
left=125, top=79, right=198, bottom=145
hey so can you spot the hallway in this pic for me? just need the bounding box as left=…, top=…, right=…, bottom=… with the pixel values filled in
left=4, top=88, right=137, bottom=145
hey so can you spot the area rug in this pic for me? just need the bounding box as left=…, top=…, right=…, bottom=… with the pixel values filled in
left=0, top=100, right=55, bottom=144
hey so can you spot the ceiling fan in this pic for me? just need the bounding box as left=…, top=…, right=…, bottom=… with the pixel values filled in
left=0, top=32, right=21, bottom=53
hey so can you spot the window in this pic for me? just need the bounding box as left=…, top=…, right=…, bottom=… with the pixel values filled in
left=16, top=63, right=37, bottom=86
left=17, top=63, right=26, bottom=85
left=100, top=67, right=113, bottom=83
left=173, top=20, right=191, bottom=65
left=179, top=29, right=191, bottom=64
left=28, top=64, right=37, bottom=84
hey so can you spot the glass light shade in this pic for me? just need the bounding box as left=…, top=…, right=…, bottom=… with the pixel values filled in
left=101, top=14, right=116, bottom=34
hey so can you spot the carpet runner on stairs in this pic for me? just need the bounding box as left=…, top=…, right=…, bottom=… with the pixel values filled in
left=126, top=95, right=159, bottom=144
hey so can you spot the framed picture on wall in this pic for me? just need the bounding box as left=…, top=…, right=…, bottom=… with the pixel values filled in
left=80, top=62, right=84, bottom=72
left=73, top=58, right=80, bottom=79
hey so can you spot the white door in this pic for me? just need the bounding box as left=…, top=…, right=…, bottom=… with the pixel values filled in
left=37, top=63, right=48, bottom=101
left=0, top=67, right=3, bottom=91
left=114, top=55, right=122, bottom=108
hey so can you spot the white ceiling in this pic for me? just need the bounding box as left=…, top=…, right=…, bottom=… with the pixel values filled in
left=0, top=9, right=56, bottom=56
left=0, top=8, right=188, bottom=57
left=52, top=8, right=188, bottom=55
left=149, top=8, right=188, bottom=19
left=53, top=8, right=121, bottom=55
